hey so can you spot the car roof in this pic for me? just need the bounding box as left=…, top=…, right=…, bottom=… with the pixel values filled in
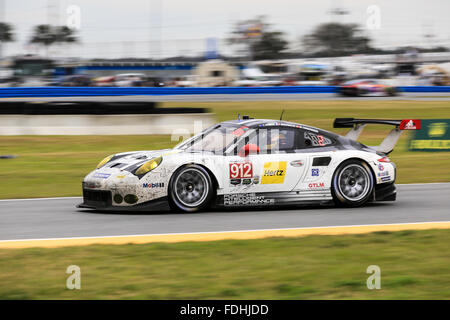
left=220, top=118, right=321, bottom=131
left=219, top=118, right=342, bottom=140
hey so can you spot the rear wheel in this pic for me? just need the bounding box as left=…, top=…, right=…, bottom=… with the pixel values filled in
left=332, top=159, right=374, bottom=207
left=169, top=164, right=214, bottom=213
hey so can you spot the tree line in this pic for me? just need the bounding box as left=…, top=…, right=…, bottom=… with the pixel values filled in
left=0, top=23, right=77, bottom=58
left=0, top=17, right=447, bottom=60
left=227, top=16, right=448, bottom=60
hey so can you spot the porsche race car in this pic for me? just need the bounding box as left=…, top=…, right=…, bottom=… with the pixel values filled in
left=338, top=79, right=397, bottom=97
left=78, top=117, right=421, bottom=212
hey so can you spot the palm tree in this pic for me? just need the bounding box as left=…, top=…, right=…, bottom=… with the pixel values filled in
left=30, top=24, right=77, bottom=57
left=0, top=22, right=14, bottom=58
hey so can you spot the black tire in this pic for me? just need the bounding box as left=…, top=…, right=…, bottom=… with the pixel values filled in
left=169, top=164, right=215, bottom=213
left=331, top=159, right=374, bottom=207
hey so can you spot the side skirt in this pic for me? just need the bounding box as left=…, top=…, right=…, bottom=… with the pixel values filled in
left=216, top=190, right=333, bottom=208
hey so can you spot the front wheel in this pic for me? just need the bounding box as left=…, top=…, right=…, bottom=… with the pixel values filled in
left=331, top=160, right=374, bottom=207
left=169, top=164, right=214, bottom=213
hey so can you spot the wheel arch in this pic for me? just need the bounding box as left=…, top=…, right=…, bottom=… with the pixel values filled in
left=332, top=157, right=377, bottom=201
left=168, top=162, right=220, bottom=193
left=333, top=157, right=377, bottom=186
left=195, top=163, right=220, bottom=192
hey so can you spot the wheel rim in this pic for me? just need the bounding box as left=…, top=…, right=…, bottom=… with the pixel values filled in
left=337, top=164, right=371, bottom=202
left=174, top=168, right=209, bottom=208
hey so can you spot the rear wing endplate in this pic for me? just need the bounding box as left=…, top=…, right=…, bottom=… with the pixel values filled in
left=333, top=118, right=421, bottom=154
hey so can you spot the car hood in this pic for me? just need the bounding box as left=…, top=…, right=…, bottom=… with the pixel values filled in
left=102, top=149, right=177, bottom=169
left=85, top=149, right=180, bottom=181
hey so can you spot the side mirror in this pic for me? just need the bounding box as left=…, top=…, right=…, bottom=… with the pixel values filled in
left=238, top=143, right=259, bottom=157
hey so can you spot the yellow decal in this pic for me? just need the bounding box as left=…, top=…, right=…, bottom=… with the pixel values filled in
left=261, top=161, right=287, bottom=184
left=428, top=123, right=448, bottom=138
left=116, top=175, right=126, bottom=179
left=410, top=140, right=450, bottom=149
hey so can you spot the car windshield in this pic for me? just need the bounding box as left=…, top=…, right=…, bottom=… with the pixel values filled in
left=176, top=124, right=250, bottom=153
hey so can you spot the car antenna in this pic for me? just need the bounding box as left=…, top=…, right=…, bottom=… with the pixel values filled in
left=280, top=109, right=285, bottom=121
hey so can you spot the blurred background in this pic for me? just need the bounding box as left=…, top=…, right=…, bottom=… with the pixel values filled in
left=0, top=0, right=449, bottom=88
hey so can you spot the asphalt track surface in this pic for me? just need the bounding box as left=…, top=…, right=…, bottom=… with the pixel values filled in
left=0, top=183, right=449, bottom=241
left=1, top=92, right=449, bottom=102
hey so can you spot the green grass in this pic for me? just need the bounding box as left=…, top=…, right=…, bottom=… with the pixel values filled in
left=1, top=229, right=450, bottom=299
left=0, top=100, right=449, bottom=199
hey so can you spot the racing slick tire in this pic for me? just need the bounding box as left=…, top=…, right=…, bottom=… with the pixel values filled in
left=331, top=159, right=374, bottom=207
left=169, top=164, right=215, bottom=213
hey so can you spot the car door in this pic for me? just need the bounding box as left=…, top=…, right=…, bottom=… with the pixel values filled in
left=291, top=128, right=337, bottom=192
left=224, top=126, right=308, bottom=194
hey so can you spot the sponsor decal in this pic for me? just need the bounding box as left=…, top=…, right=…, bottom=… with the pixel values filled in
left=308, top=182, right=325, bottom=188
left=377, top=171, right=389, bottom=177
left=311, top=168, right=319, bottom=176
left=381, top=176, right=391, bottom=182
left=116, top=175, right=126, bottom=179
left=142, top=182, right=164, bottom=188
left=224, top=193, right=275, bottom=206
left=304, top=132, right=332, bottom=147
left=261, top=161, right=287, bottom=184
left=93, top=172, right=111, bottom=179
left=400, top=119, right=421, bottom=130
left=378, top=163, right=384, bottom=171
left=229, top=162, right=253, bottom=179
left=230, top=178, right=241, bottom=186
left=253, top=176, right=260, bottom=184
left=290, top=160, right=304, bottom=167
left=242, top=178, right=252, bottom=185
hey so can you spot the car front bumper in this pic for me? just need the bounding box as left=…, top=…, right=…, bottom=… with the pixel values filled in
left=78, top=188, right=169, bottom=211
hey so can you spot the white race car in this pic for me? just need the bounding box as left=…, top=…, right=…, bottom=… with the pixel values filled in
left=78, top=117, right=421, bottom=212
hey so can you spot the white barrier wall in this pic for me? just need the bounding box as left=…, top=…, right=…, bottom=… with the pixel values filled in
left=0, top=113, right=215, bottom=135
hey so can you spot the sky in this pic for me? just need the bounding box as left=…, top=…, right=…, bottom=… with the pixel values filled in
left=1, top=0, right=449, bottom=59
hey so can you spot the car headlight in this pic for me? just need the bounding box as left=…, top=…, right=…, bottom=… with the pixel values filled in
left=135, top=156, right=162, bottom=175
left=96, top=154, right=114, bottom=169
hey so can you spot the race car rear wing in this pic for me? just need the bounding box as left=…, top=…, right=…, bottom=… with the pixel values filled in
left=333, top=118, right=421, bottom=154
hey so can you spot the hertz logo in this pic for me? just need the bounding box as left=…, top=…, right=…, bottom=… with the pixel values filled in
left=261, top=162, right=287, bottom=184
left=264, top=169, right=284, bottom=176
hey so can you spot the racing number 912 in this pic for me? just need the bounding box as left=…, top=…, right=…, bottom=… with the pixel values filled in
left=229, top=163, right=253, bottom=179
